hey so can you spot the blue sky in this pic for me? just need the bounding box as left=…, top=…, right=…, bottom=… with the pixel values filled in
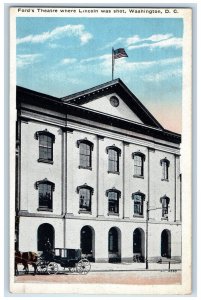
left=16, top=17, right=183, bottom=133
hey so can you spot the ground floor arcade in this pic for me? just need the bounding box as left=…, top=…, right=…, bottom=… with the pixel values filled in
left=17, top=216, right=182, bottom=263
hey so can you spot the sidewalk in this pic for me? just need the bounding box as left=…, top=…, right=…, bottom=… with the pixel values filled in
left=89, top=262, right=181, bottom=272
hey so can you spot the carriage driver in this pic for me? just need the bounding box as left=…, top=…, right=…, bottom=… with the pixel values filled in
left=43, top=239, right=53, bottom=260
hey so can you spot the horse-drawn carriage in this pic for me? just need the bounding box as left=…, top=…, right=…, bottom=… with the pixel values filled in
left=37, top=248, right=91, bottom=275
left=15, top=248, right=91, bottom=275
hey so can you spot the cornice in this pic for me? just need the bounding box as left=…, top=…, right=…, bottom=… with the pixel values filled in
left=17, top=85, right=181, bottom=145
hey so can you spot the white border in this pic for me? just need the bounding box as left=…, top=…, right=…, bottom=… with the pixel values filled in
left=3, top=1, right=197, bottom=298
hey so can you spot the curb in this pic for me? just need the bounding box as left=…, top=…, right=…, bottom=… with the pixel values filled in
left=90, top=269, right=181, bottom=272
left=16, top=269, right=181, bottom=276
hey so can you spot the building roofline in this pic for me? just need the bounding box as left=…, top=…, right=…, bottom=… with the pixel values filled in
left=17, top=85, right=60, bottom=102
left=61, top=78, right=163, bottom=130
left=61, top=78, right=121, bottom=102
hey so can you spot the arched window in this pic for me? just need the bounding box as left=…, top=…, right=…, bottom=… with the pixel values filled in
left=77, top=139, right=94, bottom=169
left=108, top=227, right=121, bottom=262
left=106, top=188, right=121, bottom=215
left=106, top=145, right=121, bottom=174
left=161, top=229, right=171, bottom=258
left=160, top=195, right=170, bottom=219
left=35, top=178, right=55, bottom=211
left=77, top=183, right=94, bottom=213
left=37, top=223, right=55, bottom=251
left=80, top=226, right=95, bottom=261
left=160, top=158, right=170, bottom=180
left=132, top=191, right=145, bottom=217
left=108, top=227, right=118, bottom=253
left=132, top=151, right=145, bottom=177
left=133, top=228, right=145, bottom=262
left=35, top=129, right=55, bottom=163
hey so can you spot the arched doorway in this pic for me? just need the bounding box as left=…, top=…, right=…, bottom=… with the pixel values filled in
left=133, top=228, right=145, bottom=262
left=108, top=227, right=121, bottom=263
left=80, top=226, right=95, bottom=262
left=37, top=223, right=55, bottom=251
left=161, top=229, right=171, bottom=258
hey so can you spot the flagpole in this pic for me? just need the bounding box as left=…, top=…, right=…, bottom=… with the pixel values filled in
left=112, top=47, right=114, bottom=80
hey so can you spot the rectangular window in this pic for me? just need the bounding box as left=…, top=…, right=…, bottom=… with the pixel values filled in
left=108, top=191, right=119, bottom=213
left=134, top=155, right=143, bottom=176
left=108, top=149, right=119, bottom=173
left=134, top=194, right=143, bottom=215
left=80, top=143, right=91, bottom=168
left=39, top=135, right=53, bottom=161
left=39, top=183, right=52, bottom=209
left=61, top=249, right=68, bottom=258
left=79, top=188, right=91, bottom=211
left=162, top=161, right=169, bottom=180
left=162, top=198, right=168, bottom=217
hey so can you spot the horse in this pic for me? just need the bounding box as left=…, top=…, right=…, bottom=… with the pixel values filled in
left=15, top=251, right=38, bottom=276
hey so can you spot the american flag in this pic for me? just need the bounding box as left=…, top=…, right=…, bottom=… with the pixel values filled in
left=113, top=48, right=128, bottom=59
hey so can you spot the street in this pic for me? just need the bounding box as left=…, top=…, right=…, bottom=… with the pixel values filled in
left=15, top=270, right=181, bottom=285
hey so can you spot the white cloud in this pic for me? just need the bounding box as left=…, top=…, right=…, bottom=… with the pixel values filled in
left=126, top=35, right=141, bottom=46
left=128, top=35, right=182, bottom=50
left=43, top=69, right=84, bottom=87
left=127, top=42, right=151, bottom=50
left=101, top=37, right=124, bottom=50
left=48, top=43, right=60, bottom=49
left=151, top=37, right=183, bottom=49
left=61, top=58, right=77, bottom=65
left=113, top=56, right=182, bottom=73
left=79, top=53, right=182, bottom=77
left=158, top=57, right=182, bottom=65
left=142, top=68, right=182, bottom=82
left=146, top=34, right=173, bottom=42
left=17, top=24, right=93, bottom=46
left=17, top=54, right=42, bottom=68
left=79, top=31, right=93, bottom=45
left=110, top=56, right=181, bottom=79
left=50, top=51, right=182, bottom=84
left=80, top=54, right=110, bottom=63
left=105, top=33, right=182, bottom=52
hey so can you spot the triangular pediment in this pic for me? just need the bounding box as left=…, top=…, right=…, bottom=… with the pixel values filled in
left=82, top=92, right=143, bottom=124
left=62, top=78, right=163, bottom=129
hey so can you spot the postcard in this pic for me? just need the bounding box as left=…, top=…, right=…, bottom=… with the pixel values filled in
left=9, top=6, right=192, bottom=295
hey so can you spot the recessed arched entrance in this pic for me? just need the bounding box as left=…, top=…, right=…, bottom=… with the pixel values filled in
left=37, top=223, right=55, bottom=251
left=80, top=226, right=95, bottom=262
left=108, top=227, right=121, bottom=263
left=161, top=229, right=171, bottom=258
left=133, top=228, right=145, bottom=262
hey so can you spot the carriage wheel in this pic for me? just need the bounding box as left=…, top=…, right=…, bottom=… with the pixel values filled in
left=36, top=261, right=47, bottom=274
left=76, top=259, right=91, bottom=275
left=47, top=262, right=59, bottom=275
left=69, top=267, right=76, bottom=273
